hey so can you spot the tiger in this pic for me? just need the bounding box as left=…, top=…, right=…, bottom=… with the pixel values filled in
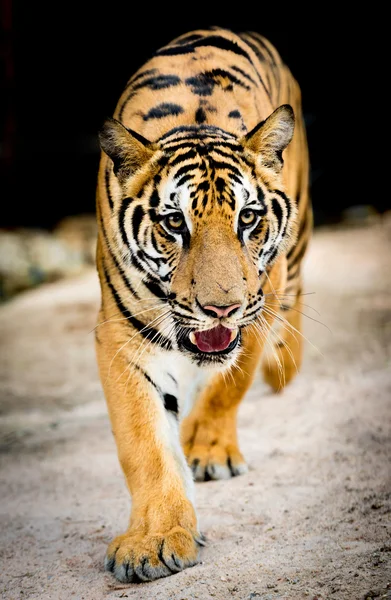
left=95, top=27, right=312, bottom=583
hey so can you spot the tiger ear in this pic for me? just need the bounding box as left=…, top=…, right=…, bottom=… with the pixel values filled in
left=242, top=105, right=295, bottom=171
left=99, top=117, right=155, bottom=183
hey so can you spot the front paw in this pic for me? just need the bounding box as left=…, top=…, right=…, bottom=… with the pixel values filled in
left=181, top=414, right=248, bottom=481
left=105, top=526, right=202, bottom=582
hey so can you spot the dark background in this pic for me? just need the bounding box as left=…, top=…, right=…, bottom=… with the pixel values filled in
left=0, top=5, right=382, bottom=229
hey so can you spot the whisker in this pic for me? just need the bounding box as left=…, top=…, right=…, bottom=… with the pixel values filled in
left=257, top=315, right=285, bottom=389
left=265, top=303, right=330, bottom=330
left=269, top=324, right=299, bottom=377
left=265, top=291, right=316, bottom=298
left=107, top=310, right=171, bottom=385
left=262, top=305, right=323, bottom=358
left=123, top=317, right=175, bottom=396
left=265, top=297, right=321, bottom=316
left=251, top=319, right=283, bottom=389
left=91, top=302, right=168, bottom=333
left=264, top=271, right=282, bottom=309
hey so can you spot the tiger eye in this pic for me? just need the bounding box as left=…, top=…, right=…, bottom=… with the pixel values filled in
left=239, top=209, right=257, bottom=227
left=166, top=213, right=185, bottom=231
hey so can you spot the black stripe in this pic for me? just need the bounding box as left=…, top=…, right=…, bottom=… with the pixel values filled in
left=132, top=204, right=145, bottom=241
left=287, top=209, right=308, bottom=261
left=156, top=35, right=252, bottom=58
left=139, top=248, right=161, bottom=268
left=176, top=33, right=203, bottom=45
left=159, top=124, right=234, bottom=142
left=159, top=228, right=176, bottom=243
left=157, top=154, right=170, bottom=169
left=266, top=247, right=278, bottom=264
left=211, top=140, right=243, bottom=152
left=280, top=304, right=292, bottom=312
left=272, top=198, right=283, bottom=232
left=149, top=208, right=158, bottom=222
left=209, top=160, right=242, bottom=178
left=134, top=364, right=160, bottom=392
left=150, top=188, right=160, bottom=208
left=118, top=92, right=135, bottom=120
left=156, top=45, right=195, bottom=56
left=274, top=191, right=291, bottom=232
left=229, top=173, right=243, bottom=185
left=209, top=146, right=241, bottom=163
left=102, top=260, right=172, bottom=349
left=150, top=230, right=161, bottom=254
left=288, top=235, right=309, bottom=270
left=247, top=33, right=277, bottom=66
left=126, top=68, right=158, bottom=87
left=143, top=277, right=167, bottom=300
left=186, top=74, right=213, bottom=97
left=100, top=259, right=131, bottom=317
left=184, top=140, right=243, bottom=157
left=175, top=163, right=197, bottom=180
left=160, top=141, right=198, bottom=153
left=163, top=393, right=178, bottom=414
left=132, top=74, right=181, bottom=91
left=125, top=127, right=151, bottom=147
left=185, top=68, right=250, bottom=97
left=160, top=272, right=171, bottom=283
left=231, top=65, right=258, bottom=86
left=174, top=301, right=193, bottom=314
left=97, top=203, right=140, bottom=300
left=118, top=197, right=133, bottom=248
left=228, top=109, right=242, bottom=119
left=208, top=67, right=251, bottom=89
left=134, top=366, right=178, bottom=416
left=272, top=189, right=291, bottom=217
left=167, top=373, right=177, bottom=384
left=237, top=36, right=272, bottom=100
left=288, top=262, right=301, bottom=281
left=215, top=177, right=225, bottom=193
left=241, top=34, right=266, bottom=64
left=245, top=117, right=266, bottom=141
left=143, top=103, right=184, bottom=121
left=170, top=148, right=198, bottom=166
left=192, top=35, right=256, bottom=62
left=177, top=174, right=193, bottom=187
left=137, top=181, right=148, bottom=199
left=244, top=304, right=263, bottom=318
left=105, top=166, right=114, bottom=210
left=263, top=226, right=270, bottom=247
left=195, top=107, right=207, bottom=123
left=245, top=33, right=280, bottom=99
left=257, top=186, right=266, bottom=209
left=128, top=248, right=150, bottom=274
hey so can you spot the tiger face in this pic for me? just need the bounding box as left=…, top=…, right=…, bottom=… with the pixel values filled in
left=99, top=105, right=297, bottom=367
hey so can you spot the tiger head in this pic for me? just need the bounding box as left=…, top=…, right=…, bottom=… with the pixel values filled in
left=99, top=105, right=297, bottom=367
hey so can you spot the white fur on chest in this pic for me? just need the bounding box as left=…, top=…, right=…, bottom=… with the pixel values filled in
left=146, top=350, right=210, bottom=420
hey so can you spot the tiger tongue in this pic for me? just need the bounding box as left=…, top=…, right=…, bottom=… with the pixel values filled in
left=194, top=325, right=232, bottom=353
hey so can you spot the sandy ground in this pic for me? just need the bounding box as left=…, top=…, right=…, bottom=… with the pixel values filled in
left=0, top=218, right=390, bottom=600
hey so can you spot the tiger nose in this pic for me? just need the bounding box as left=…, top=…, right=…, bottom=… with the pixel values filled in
left=201, top=303, right=242, bottom=318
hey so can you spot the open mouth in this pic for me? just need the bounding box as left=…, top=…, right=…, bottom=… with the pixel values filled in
left=181, top=324, right=240, bottom=355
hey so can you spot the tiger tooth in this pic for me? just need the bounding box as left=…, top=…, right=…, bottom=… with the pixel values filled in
left=230, top=328, right=238, bottom=342
left=189, top=332, right=197, bottom=346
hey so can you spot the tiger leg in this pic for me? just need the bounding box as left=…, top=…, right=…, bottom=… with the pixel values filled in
left=262, top=279, right=303, bottom=392
left=181, top=258, right=286, bottom=481
left=96, top=328, right=201, bottom=582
